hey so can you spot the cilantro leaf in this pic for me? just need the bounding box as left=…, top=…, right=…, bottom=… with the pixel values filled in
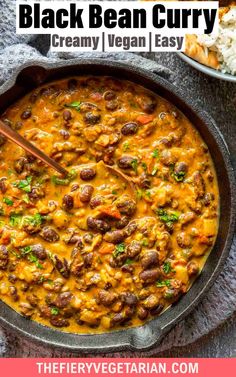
left=163, top=261, right=174, bottom=274
left=9, top=214, right=22, bottom=227
left=3, top=197, right=13, bottom=206
left=15, top=176, right=32, bottom=193
left=113, top=243, right=126, bottom=258
left=51, top=307, right=59, bottom=315
left=65, top=101, right=81, bottom=111
left=131, top=158, right=138, bottom=174
left=152, top=149, right=159, bottom=158
left=156, top=279, right=171, bottom=287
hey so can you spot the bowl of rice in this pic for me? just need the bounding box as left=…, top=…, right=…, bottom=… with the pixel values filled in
left=179, top=6, right=236, bottom=82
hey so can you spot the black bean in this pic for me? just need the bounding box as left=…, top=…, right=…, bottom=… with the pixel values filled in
left=0, top=178, right=7, bottom=194
left=121, top=264, right=134, bottom=273
left=70, top=248, right=84, bottom=276
left=140, top=96, right=157, bottom=114
left=121, top=122, right=138, bottom=136
left=103, top=230, right=126, bottom=244
left=150, top=304, right=164, bottom=316
left=71, top=183, right=79, bottom=192
left=15, top=121, right=23, bottom=130
left=83, top=233, right=94, bottom=244
left=87, top=217, right=111, bottom=234
left=28, top=186, right=45, bottom=200
left=80, top=168, right=96, bottom=181
left=124, top=222, right=137, bottom=236
left=120, top=292, right=138, bottom=306
left=9, top=286, right=19, bottom=302
left=50, top=317, right=69, bottom=328
left=105, top=100, right=118, bottom=111
left=143, top=294, right=159, bottom=310
left=0, top=245, right=8, bottom=270
left=63, top=110, right=72, bottom=121
left=192, top=171, right=205, bottom=198
left=79, top=185, right=94, bottom=203
left=127, top=240, right=142, bottom=258
left=117, top=156, right=135, bottom=170
left=103, top=91, right=116, bottom=100
left=97, top=290, right=118, bottom=307
left=31, top=244, right=47, bottom=260
left=203, top=192, right=215, bottom=206
left=141, top=250, right=159, bottom=270
left=40, top=227, right=60, bottom=243
left=111, top=312, right=126, bottom=326
left=115, top=216, right=129, bottom=229
left=175, top=162, right=188, bottom=174
left=117, top=198, right=136, bottom=217
left=187, top=261, right=199, bottom=276
left=26, top=294, right=39, bottom=307
left=139, top=269, right=160, bottom=284
left=54, top=292, right=72, bottom=308
left=14, top=157, right=27, bottom=174
left=138, top=173, right=151, bottom=189
left=83, top=253, right=93, bottom=268
left=137, top=306, right=148, bottom=320
left=90, top=196, right=103, bottom=208
left=54, top=255, right=70, bottom=278
left=160, top=150, right=177, bottom=166
left=176, top=232, right=192, bottom=248
left=21, top=109, right=32, bottom=120
left=62, top=194, right=74, bottom=210
left=8, top=274, right=17, bottom=283
left=59, top=129, right=70, bottom=140
left=84, top=112, right=101, bottom=125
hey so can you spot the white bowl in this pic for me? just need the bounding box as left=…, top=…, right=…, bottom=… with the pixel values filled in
left=178, top=52, right=236, bottom=83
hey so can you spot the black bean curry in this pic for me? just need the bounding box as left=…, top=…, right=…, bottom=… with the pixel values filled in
left=0, top=76, right=219, bottom=333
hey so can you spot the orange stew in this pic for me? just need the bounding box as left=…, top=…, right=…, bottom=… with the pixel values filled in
left=0, top=76, right=219, bottom=333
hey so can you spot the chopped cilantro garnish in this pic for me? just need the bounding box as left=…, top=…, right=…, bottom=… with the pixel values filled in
left=20, top=246, right=32, bottom=255
left=152, top=149, right=159, bottom=158
left=141, top=162, right=147, bottom=171
left=122, top=141, right=130, bottom=152
left=156, top=209, right=179, bottom=228
left=124, top=258, right=133, bottom=265
left=156, top=279, right=171, bottom=287
left=113, top=243, right=126, bottom=258
left=23, top=213, right=42, bottom=227
left=15, top=176, right=32, bottom=193
left=22, top=195, right=30, bottom=204
left=28, top=253, right=43, bottom=269
left=131, top=158, right=138, bottom=174
left=136, top=189, right=143, bottom=200
left=112, top=190, right=118, bottom=195
left=65, top=101, right=81, bottom=111
left=51, top=307, right=59, bottom=315
left=52, top=169, right=77, bottom=186
left=163, top=261, right=174, bottom=274
left=3, top=197, right=13, bottom=206
left=142, top=239, right=148, bottom=246
left=9, top=214, right=22, bottom=227
left=173, top=171, right=186, bottom=182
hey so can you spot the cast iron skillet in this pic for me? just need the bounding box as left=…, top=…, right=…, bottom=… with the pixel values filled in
left=0, top=59, right=235, bottom=353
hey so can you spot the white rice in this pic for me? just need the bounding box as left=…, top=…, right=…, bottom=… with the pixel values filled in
left=197, top=7, right=236, bottom=75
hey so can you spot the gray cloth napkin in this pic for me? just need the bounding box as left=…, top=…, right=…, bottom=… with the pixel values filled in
left=0, top=0, right=235, bottom=357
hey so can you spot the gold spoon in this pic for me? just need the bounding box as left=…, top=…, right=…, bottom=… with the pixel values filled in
left=0, top=119, right=68, bottom=177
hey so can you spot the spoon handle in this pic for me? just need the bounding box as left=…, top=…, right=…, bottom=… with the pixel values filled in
left=0, top=120, right=68, bottom=177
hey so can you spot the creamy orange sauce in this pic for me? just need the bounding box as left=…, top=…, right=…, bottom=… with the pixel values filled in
left=0, top=76, right=219, bottom=333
